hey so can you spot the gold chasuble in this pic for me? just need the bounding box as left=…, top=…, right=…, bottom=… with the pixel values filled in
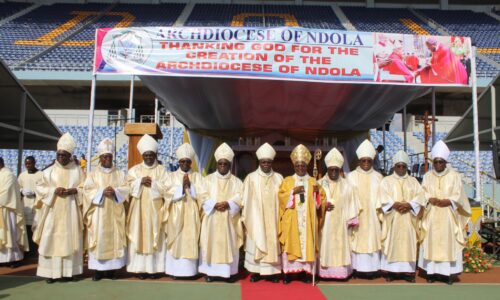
left=242, top=169, right=283, bottom=274
left=379, top=173, right=425, bottom=263
left=347, top=167, right=383, bottom=254
left=278, top=175, right=326, bottom=262
left=126, top=162, right=167, bottom=256
left=0, top=167, right=29, bottom=259
left=420, top=168, right=471, bottom=262
left=318, top=175, right=359, bottom=268
left=83, top=166, right=129, bottom=261
left=200, top=172, right=243, bottom=265
left=164, top=169, right=207, bottom=260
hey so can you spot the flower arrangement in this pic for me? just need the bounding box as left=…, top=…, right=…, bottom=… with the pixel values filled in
left=463, top=242, right=494, bottom=273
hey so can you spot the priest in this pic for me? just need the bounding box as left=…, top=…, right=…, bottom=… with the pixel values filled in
left=199, top=143, right=243, bottom=282
left=164, top=143, right=207, bottom=279
left=126, top=134, right=168, bottom=279
left=278, top=144, right=326, bottom=284
left=242, top=143, right=283, bottom=283
left=379, top=150, right=425, bottom=282
left=83, top=138, right=129, bottom=281
left=318, top=148, right=360, bottom=280
left=0, top=157, right=29, bottom=267
left=347, top=139, right=383, bottom=279
left=34, top=133, right=85, bottom=283
left=418, top=141, right=471, bottom=285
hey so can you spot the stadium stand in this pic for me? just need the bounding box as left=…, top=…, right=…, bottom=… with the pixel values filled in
left=0, top=3, right=497, bottom=76
left=175, top=4, right=343, bottom=29
left=0, top=3, right=110, bottom=66
left=0, top=125, right=184, bottom=174
left=341, top=7, right=439, bottom=35
left=0, top=2, right=32, bottom=20
left=6, top=3, right=185, bottom=71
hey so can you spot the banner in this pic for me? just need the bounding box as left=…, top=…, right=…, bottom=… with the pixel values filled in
left=94, top=27, right=472, bottom=86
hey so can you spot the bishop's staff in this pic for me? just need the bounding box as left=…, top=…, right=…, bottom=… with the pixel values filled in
left=312, top=148, right=322, bottom=286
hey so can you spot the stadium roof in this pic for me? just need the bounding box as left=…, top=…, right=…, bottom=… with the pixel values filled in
left=445, top=75, right=500, bottom=151
left=141, top=76, right=430, bottom=141
left=0, top=59, right=61, bottom=151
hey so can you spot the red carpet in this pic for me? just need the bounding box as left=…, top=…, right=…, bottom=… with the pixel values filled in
left=240, top=276, right=326, bottom=300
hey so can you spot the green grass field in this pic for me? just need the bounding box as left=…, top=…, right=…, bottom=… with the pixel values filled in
left=1, top=275, right=499, bottom=300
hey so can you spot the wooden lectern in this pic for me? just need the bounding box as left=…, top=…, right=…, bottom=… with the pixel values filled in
left=124, top=123, right=163, bottom=169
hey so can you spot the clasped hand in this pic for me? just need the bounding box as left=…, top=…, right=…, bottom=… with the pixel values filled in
left=55, top=187, right=77, bottom=197
left=141, top=176, right=152, bottom=187
left=428, top=197, right=452, bottom=207
left=214, top=201, right=230, bottom=212
left=392, top=202, right=412, bottom=214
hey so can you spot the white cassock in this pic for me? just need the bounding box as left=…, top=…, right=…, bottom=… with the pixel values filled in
left=379, top=173, right=425, bottom=273
left=242, top=168, right=283, bottom=276
left=83, top=166, right=129, bottom=271
left=199, top=171, right=243, bottom=278
left=0, top=167, right=28, bottom=263
left=126, top=162, right=168, bottom=274
left=34, top=161, right=85, bottom=278
left=164, top=169, right=207, bottom=277
left=347, top=167, right=383, bottom=272
left=18, top=170, right=42, bottom=227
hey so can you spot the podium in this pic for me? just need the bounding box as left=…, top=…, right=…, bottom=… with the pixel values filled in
left=124, top=123, right=163, bottom=169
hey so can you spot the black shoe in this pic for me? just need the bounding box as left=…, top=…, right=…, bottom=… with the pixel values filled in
left=426, top=275, right=435, bottom=283
left=205, top=276, right=213, bottom=282
left=250, top=274, right=260, bottom=283
left=384, top=275, right=393, bottom=282
left=271, top=275, right=280, bottom=283
left=283, top=274, right=291, bottom=284
left=150, top=273, right=161, bottom=280
left=351, top=271, right=357, bottom=279
left=107, top=271, right=117, bottom=280
left=447, top=276, right=454, bottom=285
left=46, top=278, right=56, bottom=284
left=62, top=276, right=74, bottom=282
left=138, top=273, right=148, bottom=280
left=92, top=272, right=102, bottom=281
left=405, top=275, right=416, bottom=283
left=8, top=261, right=20, bottom=268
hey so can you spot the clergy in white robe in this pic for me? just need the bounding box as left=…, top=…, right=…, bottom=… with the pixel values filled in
left=278, top=144, right=326, bottom=284
left=83, top=138, right=129, bottom=281
left=347, top=139, right=383, bottom=278
left=18, top=156, right=42, bottom=256
left=126, top=134, right=168, bottom=279
left=242, top=143, right=283, bottom=282
left=34, top=133, right=85, bottom=283
left=199, top=143, right=243, bottom=282
left=418, top=141, right=471, bottom=285
left=318, top=148, right=360, bottom=280
left=379, top=151, right=425, bottom=282
left=0, top=158, right=29, bottom=266
left=163, top=143, right=207, bottom=278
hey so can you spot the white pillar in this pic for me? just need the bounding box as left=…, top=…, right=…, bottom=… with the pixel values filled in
left=432, top=88, right=436, bottom=147
left=86, top=75, right=97, bottom=173
left=471, top=46, right=481, bottom=203
left=128, top=75, right=135, bottom=122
